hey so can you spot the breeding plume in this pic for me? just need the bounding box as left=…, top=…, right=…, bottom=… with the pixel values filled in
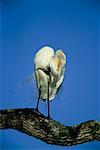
left=34, top=46, right=66, bottom=118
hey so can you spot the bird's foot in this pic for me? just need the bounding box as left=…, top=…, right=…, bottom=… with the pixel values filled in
left=35, top=107, right=39, bottom=112
left=47, top=115, right=51, bottom=120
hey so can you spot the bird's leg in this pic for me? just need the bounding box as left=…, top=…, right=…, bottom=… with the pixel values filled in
left=35, top=88, right=41, bottom=111
left=47, top=81, right=50, bottom=119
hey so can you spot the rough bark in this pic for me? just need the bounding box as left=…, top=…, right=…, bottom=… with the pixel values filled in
left=0, top=108, right=100, bottom=146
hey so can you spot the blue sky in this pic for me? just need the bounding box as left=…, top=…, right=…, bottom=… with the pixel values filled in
left=0, top=0, right=100, bottom=149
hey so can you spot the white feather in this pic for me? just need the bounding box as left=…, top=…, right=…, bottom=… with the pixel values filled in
left=34, top=46, right=66, bottom=101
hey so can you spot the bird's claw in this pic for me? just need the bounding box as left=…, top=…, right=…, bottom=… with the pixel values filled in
left=47, top=115, right=51, bottom=119
left=35, top=108, right=39, bottom=112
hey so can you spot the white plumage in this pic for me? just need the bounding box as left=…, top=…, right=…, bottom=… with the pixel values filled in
left=34, top=46, right=66, bottom=101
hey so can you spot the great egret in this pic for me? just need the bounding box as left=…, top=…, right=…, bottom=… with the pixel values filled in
left=34, top=46, right=66, bottom=118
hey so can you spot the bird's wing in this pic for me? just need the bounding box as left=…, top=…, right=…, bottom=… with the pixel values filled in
left=34, top=70, right=40, bottom=89
left=49, top=58, right=58, bottom=76
left=36, top=69, right=49, bottom=100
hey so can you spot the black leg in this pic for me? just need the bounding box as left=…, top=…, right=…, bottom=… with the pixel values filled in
left=47, top=81, right=50, bottom=118
left=36, top=89, right=41, bottom=111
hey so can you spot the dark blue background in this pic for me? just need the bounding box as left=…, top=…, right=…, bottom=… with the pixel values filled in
left=0, top=0, right=100, bottom=149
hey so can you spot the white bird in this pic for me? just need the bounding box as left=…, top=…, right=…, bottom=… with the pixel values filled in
left=34, top=46, right=66, bottom=118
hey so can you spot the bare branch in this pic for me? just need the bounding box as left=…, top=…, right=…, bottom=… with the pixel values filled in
left=0, top=108, right=100, bottom=146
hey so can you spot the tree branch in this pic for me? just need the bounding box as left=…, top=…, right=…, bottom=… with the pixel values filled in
left=0, top=108, right=100, bottom=146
